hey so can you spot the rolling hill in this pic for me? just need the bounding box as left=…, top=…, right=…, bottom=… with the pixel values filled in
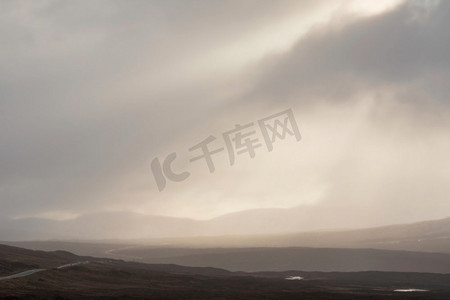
left=1, top=243, right=450, bottom=299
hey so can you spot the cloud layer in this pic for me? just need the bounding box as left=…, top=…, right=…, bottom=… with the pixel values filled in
left=1, top=0, right=449, bottom=236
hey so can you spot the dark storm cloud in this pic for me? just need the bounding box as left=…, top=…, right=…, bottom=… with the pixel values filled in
left=246, top=0, right=449, bottom=106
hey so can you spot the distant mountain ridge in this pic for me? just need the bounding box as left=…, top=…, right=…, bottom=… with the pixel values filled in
left=163, top=216, right=450, bottom=253
left=1, top=211, right=449, bottom=255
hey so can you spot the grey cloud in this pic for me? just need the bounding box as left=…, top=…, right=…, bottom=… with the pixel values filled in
left=1, top=0, right=449, bottom=235
left=245, top=0, right=450, bottom=106
left=0, top=0, right=324, bottom=217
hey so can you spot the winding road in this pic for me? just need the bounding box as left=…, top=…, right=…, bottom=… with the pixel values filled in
left=0, top=261, right=89, bottom=281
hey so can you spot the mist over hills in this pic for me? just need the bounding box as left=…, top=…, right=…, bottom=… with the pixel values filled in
left=0, top=212, right=199, bottom=241
left=2, top=202, right=422, bottom=241
left=2, top=215, right=449, bottom=258
left=2, top=207, right=322, bottom=241
left=1, top=211, right=449, bottom=254
left=161, top=216, right=450, bottom=253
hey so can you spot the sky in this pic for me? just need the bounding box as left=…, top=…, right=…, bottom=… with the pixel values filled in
left=1, top=0, right=449, bottom=234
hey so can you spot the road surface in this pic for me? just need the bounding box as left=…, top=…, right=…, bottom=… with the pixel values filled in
left=0, top=269, right=46, bottom=281
left=0, top=261, right=89, bottom=281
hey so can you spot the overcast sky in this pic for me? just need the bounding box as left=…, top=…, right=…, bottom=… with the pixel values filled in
left=1, top=0, right=449, bottom=231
